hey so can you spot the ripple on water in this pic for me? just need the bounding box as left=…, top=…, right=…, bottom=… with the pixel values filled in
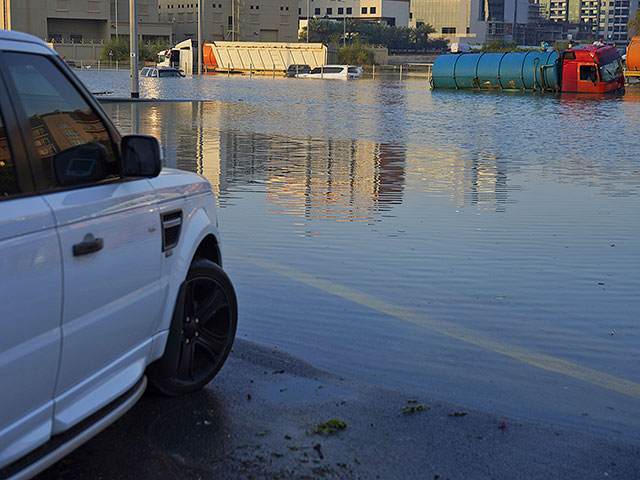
left=91, top=72, right=640, bottom=442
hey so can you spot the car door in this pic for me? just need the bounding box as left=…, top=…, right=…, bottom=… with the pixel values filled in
left=1, top=51, right=163, bottom=434
left=0, top=70, right=62, bottom=467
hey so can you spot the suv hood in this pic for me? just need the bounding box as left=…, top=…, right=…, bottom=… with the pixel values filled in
left=147, top=168, right=213, bottom=202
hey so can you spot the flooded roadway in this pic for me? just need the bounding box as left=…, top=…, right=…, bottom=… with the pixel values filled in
left=80, top=71, right=640, bottom=443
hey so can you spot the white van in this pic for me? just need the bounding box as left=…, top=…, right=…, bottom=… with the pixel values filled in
left=450, top=42, right=472, bottom=54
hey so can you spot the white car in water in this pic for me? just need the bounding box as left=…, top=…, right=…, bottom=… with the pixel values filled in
left=297, top=64, right=363, bottom=79
left=0, top=30, right=237, bottom=479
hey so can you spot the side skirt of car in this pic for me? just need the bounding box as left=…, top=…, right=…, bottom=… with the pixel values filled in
left=0, top=377, right=147, bottom=480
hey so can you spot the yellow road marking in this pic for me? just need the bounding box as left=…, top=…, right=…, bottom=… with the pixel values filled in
left=234, top=254, right=640, bottom=400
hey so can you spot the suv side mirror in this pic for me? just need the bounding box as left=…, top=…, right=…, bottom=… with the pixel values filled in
left=121, top=134, right=162, bottom=178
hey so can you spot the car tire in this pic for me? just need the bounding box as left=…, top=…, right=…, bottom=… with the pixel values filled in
left=149, top=259, right=237, bottom=396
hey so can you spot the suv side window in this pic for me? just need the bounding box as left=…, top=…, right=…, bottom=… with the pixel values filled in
left=3, top=52, right=120, bottom=190
left=0, top=111, right=19, bottom=198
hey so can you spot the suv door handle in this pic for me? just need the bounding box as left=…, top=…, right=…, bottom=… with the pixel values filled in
left=73, top=234, right=104, bottom=257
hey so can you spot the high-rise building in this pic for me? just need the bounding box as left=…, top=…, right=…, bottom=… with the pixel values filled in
left=538, top=0, right=639, bottom=43
left=409, top=0, right=537, bottom=44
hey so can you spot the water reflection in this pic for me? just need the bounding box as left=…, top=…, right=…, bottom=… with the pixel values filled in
left=107, top=101, right=406, bottom=222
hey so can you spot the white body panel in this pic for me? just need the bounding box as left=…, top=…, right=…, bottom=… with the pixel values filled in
left=0, top=30, right=227, bottom=475
left=0, top=197, right=62, bottom=466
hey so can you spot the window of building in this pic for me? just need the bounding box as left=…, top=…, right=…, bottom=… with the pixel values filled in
left=280, top=14, right=289, bottom=24
left=362, top=7, right=367, bottom=13
left=0, top=113, right=19, bottom=198
left=442, top=27, right=456, bottom=34
left=326, top=7, right=332, bottom=14
left=56, top=0, right=69, bottom=11
left=346, top=7, right=352, bottom=14
left=299, top=8, right=301, bottom=14
left=315, top=7, right=320, bottom=14
left=3, top=53, right=119, bottom=190
left=87, top=1, right=100, bottom=12
left=338, top=7, right=343, bottom=14
left=370, top=6, right=376, bottom=13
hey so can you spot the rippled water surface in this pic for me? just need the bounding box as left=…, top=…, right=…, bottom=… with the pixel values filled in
left=81, top=71, right=640, bottom=442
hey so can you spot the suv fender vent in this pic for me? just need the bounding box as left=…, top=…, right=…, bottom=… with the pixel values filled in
left=161, top=210, right=182, bottom=252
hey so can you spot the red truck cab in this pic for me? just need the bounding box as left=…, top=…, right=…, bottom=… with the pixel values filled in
left=560, top=44, right=624, bottom=93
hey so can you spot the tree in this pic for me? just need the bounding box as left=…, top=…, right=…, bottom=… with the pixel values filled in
left=628, top=8, right=640, bottom=36
left=409, top=23, right=435, bottom=50
left=100, top=37, right=170, bottom=63
left=100, top=37, right=129, bottom=62
left=338, top=39, right=375, bottom=65
left=301, top=19, right=445, bottom=51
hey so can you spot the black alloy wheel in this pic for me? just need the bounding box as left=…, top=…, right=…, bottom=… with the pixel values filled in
left=150, top=259, right=237, bottom=396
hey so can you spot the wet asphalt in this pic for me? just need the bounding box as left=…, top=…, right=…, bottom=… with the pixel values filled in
left=36, top=339, right=640, bottom=480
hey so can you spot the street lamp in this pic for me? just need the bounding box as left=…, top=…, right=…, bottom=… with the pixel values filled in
left=339, top=0, right=346, bottom=46
left=306, top=0, right=310, bottom=42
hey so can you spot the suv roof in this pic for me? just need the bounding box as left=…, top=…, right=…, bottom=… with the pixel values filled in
left=0, top=29, right=55, bottom=55
left=0, top=29, right=48, bottom=46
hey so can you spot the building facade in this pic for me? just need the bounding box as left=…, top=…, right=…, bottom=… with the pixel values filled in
left=409, top=0, right=476, bottom=43
left=157, top=0, right=299, bottom=43
left=0, top=0, right=171, bottom=44
left=112, top=0, right=172, bottom=43
left=538, top=0, right=639, bottom=43
left=298, top=0, right=410, bottom=28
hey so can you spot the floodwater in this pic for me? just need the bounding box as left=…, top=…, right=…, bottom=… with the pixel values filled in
left=80, top=71, right=640, bottom=443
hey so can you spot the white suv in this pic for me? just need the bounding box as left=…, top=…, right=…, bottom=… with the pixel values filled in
left=0, top=30, right=237, bottom=479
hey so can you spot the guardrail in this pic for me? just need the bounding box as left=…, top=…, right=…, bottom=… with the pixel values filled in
left=66, top=61, right=434, bottom=82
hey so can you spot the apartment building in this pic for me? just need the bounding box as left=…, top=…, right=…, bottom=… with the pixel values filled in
left=538, top=0, right=639, bottom=42
left=298, top=0, right=410, bottom=27
left=157, top=0, right=299, bottom=43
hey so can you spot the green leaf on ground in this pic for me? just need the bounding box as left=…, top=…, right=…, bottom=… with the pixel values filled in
left=403, top=403, right=430, bottom=413
left=306, top=418, right=347, bottom=435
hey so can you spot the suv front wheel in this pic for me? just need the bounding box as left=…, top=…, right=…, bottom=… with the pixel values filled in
left=150, top=259, right=238, bottom=396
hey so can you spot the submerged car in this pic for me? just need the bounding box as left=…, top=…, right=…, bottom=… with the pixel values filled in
left=296, top=64, right=363, bottom=79
left=284, top=64, right=311, bottom=77
left=0, top=29, right=236, bottom=478
left=140, top=66, right=185, bottom=77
